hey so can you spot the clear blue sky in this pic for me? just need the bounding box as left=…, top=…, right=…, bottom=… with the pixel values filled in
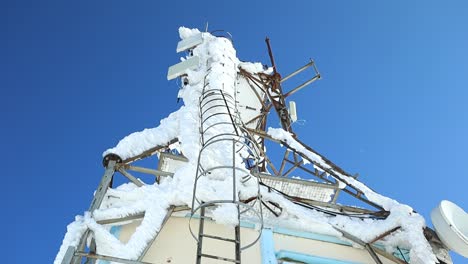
left=3, top=1, right=468, bottom=263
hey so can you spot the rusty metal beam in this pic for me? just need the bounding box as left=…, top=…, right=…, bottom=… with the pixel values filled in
left=245, top=112, right=266, bottom=126
left=265, top=37, right=278, bottom=74
left=369, top=226, right=401, bottom=244
left=237, top=71, right=268, bottom=109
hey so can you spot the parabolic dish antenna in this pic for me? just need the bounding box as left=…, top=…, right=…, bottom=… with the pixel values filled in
left=431, top=200, right=468, bottom=257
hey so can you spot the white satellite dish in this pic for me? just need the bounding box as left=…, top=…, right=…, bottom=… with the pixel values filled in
left=431, top=200, right=468, bottom=257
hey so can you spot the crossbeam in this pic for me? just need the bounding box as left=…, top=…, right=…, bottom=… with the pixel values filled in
left=284, top=75, right=320, bottom=98
left=137, top=206, right=175, bottom=261
left=121, top=138, right=179, bottom=164
left=96, top=212, right=146, bottom=225
left=123, top=165, right=174, bottom=177
left=334, top=227, right=407, bottom=264
left=281, top=60, right=316, bottom=83
left=118, top=168, right=144, bottom=187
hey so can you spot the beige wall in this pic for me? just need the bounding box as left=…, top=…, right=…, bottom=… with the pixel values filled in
left=119, top=216, right=260, bottom=263
left=116, top=215, right=397, bottom=264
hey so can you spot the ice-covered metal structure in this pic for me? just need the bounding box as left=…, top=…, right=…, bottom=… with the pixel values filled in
left=55, top=27, right=463, bottom=264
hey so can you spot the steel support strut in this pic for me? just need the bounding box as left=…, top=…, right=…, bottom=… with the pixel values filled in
left=72, top=159, right=117, bottom=264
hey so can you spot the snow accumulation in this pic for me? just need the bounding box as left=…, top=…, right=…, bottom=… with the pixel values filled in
left=267, top=128, right=437, bottom=263
left=102, top=111, right=179, bottom=161
left=55, top=27, right=438, bottom=264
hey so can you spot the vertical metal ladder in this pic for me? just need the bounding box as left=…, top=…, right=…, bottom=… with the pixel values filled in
left=189, top=68, right=262, bottom=263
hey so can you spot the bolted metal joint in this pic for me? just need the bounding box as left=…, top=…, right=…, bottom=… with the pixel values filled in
left=102, top=153, right=122, bottom=167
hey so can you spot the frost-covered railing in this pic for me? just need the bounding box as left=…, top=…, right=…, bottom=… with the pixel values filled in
left=189, top=133, right=264, bottom=244
left=189, top=66, right=263, bottom=263
left=199, top=89, right=240, bottom=145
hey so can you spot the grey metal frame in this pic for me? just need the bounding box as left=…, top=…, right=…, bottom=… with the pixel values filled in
left=65, top=148, right=185, bottom=264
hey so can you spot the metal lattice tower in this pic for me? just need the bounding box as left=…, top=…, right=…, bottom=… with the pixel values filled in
left=55, top=28, right=452, bottom=264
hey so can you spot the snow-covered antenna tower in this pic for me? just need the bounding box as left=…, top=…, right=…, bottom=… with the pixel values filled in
left=55, top=27, right=465, bottom=264
left=181, top=30, right=263, bottom=263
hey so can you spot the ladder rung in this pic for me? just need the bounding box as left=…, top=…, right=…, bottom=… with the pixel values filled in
left=201, top=234, right=239, bottom=243
left=199, top=253, right=240, bottom=263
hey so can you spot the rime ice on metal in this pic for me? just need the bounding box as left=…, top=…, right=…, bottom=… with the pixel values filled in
left=55, top=27, right=450, bottom=264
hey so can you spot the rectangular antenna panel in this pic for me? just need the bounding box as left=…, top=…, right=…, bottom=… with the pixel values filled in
left=176, top=33, right=203, bottom=53
left=158, top=153, right=188, bottom=173
left=167, top=56, right=200, bottom=80
left=289, top=101, right=298, bottom=122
